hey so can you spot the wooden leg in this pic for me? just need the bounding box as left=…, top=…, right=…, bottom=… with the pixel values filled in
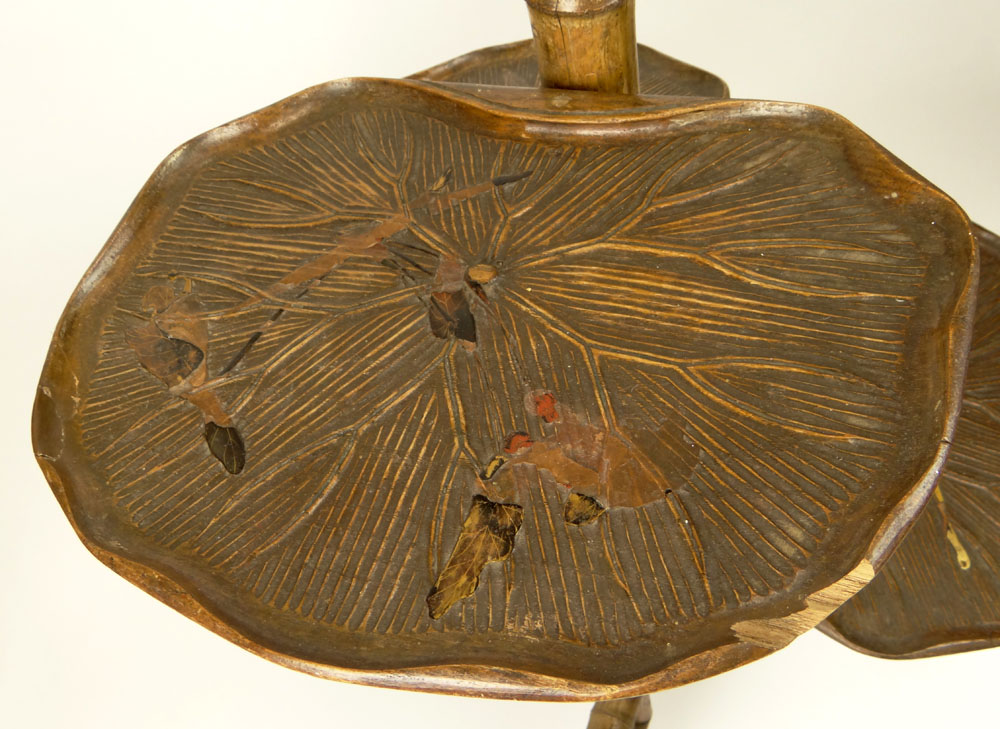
left=587, top=695, right=652, bottom=729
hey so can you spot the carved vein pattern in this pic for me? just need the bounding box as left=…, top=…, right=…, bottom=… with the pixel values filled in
left=79, top=104, right=943, bottom=648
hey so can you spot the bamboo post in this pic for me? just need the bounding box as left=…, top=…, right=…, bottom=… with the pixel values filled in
left=524, top=0, right=639, bottom=94
left=526, top=3, right=647, bottom=725
left=587, top=696, right=653, bottom=729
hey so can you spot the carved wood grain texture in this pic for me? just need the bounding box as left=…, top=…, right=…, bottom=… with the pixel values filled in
left=33, top=79, right=975, bottom=697
left=410, top=39, right=729, bottom=99
left=823, top=224, right=1000, bottom=658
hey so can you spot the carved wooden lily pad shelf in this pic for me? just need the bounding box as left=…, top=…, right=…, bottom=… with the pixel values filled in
left=31, top=1, right=995, bottom=726
left=419, top=22, right=1000, bottom=667
left=823, top=225, right=1000, bottom=658
left=411, top=38, right=730, bottom=99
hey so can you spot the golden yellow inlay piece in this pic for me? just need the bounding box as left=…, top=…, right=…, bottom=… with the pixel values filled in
left=467, top=264, right=499, bottom=284
left=935, top=487, right=972, bottom=570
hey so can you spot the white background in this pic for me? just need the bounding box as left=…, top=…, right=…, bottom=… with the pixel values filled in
left=2, top=1, right=998, bottom=728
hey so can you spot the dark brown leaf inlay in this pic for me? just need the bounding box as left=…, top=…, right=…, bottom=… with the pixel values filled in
left=127, top=329, right=204, bottom=386
left=492, top=169, right=534, bottom=187
left=564, top=492, right=606, bottom=525
left=204, top=422, right=246, bottom=475
left=427, top=495, right=523, bottom=619
left=427, top=290, right=476, bottom=343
